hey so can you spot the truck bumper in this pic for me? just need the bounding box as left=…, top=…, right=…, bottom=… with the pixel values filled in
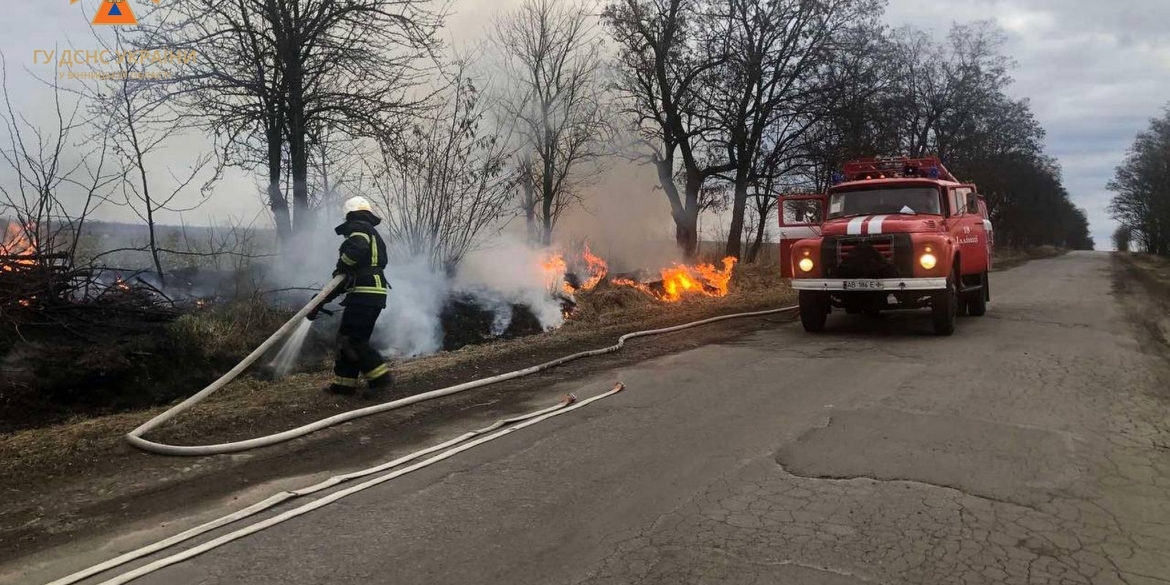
left=791, top=278, right=948, bottom=292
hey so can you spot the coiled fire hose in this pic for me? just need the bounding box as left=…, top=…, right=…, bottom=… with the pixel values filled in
left=125, top=274, right=798, bottom=457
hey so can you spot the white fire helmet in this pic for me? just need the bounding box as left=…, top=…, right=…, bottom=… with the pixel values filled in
left=343, top=196, right=373, bottom=215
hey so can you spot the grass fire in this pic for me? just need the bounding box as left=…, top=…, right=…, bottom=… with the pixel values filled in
left=0, top=0, right=1142, bottom=579
left=611, top=257, right=738, bottom=302
left=545, top=245, right=739, bottom=305
left=1, top=221, right=36, bottom=272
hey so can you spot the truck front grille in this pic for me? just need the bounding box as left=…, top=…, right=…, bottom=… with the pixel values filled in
left=837, top=236, right=894, bottom=265
left=822, top=234, right=914, bottom=279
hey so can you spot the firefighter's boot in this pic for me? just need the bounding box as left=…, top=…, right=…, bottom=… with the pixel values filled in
left=324, top=379, right=359, bottom=397
left=363, top=367, right=394, bottom=401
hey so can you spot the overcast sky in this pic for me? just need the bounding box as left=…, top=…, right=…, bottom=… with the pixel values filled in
left=3, top=0, right=1168, bottom=249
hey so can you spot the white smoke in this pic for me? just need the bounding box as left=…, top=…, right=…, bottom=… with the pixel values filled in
left=371, top=234, right=567, bottom=357
left=453, top=235, right=566, bottom=331
left=376, top=255, right=448, bottom=357
left=265, top=214, right=565, bottom=362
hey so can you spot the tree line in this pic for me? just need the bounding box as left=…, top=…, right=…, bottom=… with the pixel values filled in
left=1, top=0, right=1095, bottom=280
left=605, top=1, right=1093, bottom=256
left=1110, top=107, right=1170, bottom=255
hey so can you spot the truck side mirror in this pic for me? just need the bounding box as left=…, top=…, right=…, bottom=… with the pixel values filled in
left=966, top=193, right=979, bottom=215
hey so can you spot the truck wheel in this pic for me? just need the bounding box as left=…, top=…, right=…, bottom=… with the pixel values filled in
left=931, top=273, right=957, bottom=336
left=967, top=271, right=988, bottom=317
left=799, top=291, right=828, bottom=332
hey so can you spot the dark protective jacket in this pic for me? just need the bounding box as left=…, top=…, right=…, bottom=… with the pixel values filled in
left=326, top=210, right=390, bottom=308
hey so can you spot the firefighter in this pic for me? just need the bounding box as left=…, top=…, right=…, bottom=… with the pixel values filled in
left=307, top=196, right=394, bottom=398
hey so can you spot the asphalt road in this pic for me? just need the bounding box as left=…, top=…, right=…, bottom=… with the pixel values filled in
left=37, top=252, right=1170, bottom=584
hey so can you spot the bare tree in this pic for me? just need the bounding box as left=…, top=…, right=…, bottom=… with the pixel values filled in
left=794, top=24, right=900, bottom=192
left=744, top=180, right=776, bottom=263
left=138, top=0, right=446, bottom=239
left=0, top=54, right=117, bottom=272
left=131, top=0, right=293, bottom=238
left=495, top=0, right=610, bottom=246
left=604, top=0, right=734, bottom=258
left=883, top=23, right=1026, bottom=163
left=1112, top=224, right=1132, bottom=253
left=708, top=0, right=881, bottom=259
left=367, top=68, right=516, bottom=272
left=1110, top=107, right=1170, bottom=256
left=84, top=31, right=217, bottom=282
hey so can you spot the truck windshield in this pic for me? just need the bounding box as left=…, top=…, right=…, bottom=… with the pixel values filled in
left=828, top=187, right=942, bottom=218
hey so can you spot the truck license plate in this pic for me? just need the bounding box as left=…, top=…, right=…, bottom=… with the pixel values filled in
left=842, top=280, right=884, bottom=290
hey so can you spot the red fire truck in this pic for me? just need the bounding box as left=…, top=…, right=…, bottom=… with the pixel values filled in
left=778, top=156, right=993, bottom=336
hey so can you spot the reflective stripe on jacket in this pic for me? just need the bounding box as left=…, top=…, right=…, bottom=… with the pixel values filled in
left=333, top=211, right=390, bottom=308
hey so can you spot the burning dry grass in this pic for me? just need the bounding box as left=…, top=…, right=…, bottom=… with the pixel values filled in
left=0, top=221, right=36, bottom=269
left=0, top=260, right=793, bottom=482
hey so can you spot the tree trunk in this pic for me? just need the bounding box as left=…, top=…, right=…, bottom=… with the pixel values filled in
left=672, top=211, right=698, bottom=258
left=539, top=183, right=553, bottom=246
left=523, top=181, right=538, bottom=244
left=266, top=127, right=291, bottom=241
left=125, top=94, right=165, bottom=283
left=287, top=58, right=312, bottom=234
left=541, top=190, right=554, bottom=247
left=289, top=131, right=310, bottom=233
left=541, top=149, right=556, bottom=247
left=652, top=150, right=700, bottom=258
left=724, top=169, right=750, bottom=259
left=680, top=168, right=704, bottom=259
left=747, top=208, right=768, bottom=263
left=142, top=176, right=164, bottom=284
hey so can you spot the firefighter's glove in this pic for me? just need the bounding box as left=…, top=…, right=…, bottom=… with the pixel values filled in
left=307, top=307, right=321, bottom=322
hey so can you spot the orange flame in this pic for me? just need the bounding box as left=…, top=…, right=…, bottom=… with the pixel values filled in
left=694, top=257, right=736, bottom=296
left=1, top=221, right=37, bottom=273
left=614, top=257, right=738, bottom=302
left=542, top=252, right=568, bottom=294
left=579, top=244, right=608, bottom=291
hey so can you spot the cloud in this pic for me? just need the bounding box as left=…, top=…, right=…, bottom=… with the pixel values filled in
left=3, top=0, right=1168, bottom=250
left=885, top=0, right=1170, bottom=248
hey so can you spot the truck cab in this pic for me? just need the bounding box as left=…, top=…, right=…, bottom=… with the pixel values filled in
left=779, top=157, right=993, bottom=336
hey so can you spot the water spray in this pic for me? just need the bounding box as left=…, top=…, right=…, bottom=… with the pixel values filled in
left=268, top=308, right=335, bottom=378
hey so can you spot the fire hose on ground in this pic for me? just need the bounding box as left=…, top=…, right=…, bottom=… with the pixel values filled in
left=50, top=279, right=798, bottom=584
left=50, top=387, right=620, bottom=585
left=125, top=274, right=798, bottom=457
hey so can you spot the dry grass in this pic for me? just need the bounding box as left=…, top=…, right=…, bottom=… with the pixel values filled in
left=167, top=297, right=292, bottom=357
left=1118, top=252, right=1170, bottom=297
left=992, top=245, right=1066, bottom=271
left=1123, top=252, right=1170, bottom=281
left=0, top=261, right=794, bottom=478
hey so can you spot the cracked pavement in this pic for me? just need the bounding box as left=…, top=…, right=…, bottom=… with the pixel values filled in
left=21, top=252, right=1170, bottom=585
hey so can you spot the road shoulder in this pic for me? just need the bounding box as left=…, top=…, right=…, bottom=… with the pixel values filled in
left=0, top=299, right=796, bottom=579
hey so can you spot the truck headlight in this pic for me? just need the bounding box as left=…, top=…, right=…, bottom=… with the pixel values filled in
left=919, top=253, right=937, bottom=270
left=798, top=257, right=815, bottom=273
